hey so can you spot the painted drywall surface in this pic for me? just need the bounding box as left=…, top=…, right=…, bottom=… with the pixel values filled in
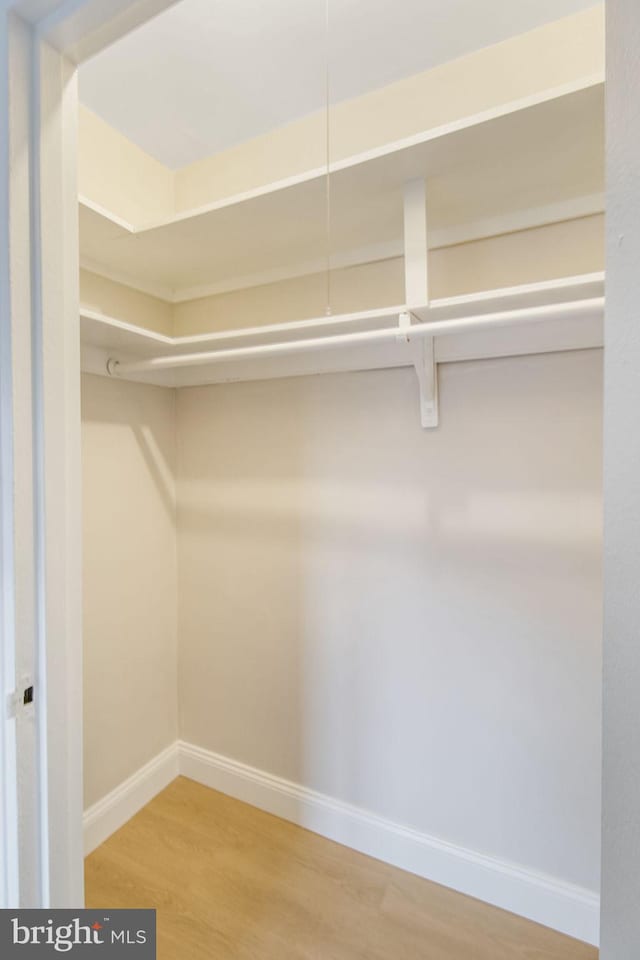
left=74, top=9, right=603, bottom=219
left=172, top=215, right=604, bottom=335
left=176, top=349, right=603, bottom=892
left=600, top=0, right=640, bottom=954
left=78, top=106, right=173, bottom=226
left=174, top=6, right=604, bottom=211
left=81, top=374, right=178, bottom=808
left=78, top=0, right=597, bottom=169
left=172, top=259, right=405, bottom=336
left=430, top=215, right=604, bottom=299
left=80, top=269, right=173, bottom=335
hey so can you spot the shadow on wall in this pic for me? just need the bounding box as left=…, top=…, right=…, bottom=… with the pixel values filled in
left=81, top=374, right=179, bottom=808
left=82, top=375, right=176, bottom=519
left=175, top=349, right=603, bottom=895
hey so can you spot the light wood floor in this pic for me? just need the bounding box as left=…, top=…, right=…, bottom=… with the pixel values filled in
left=85, top=777, right=597, bottom=960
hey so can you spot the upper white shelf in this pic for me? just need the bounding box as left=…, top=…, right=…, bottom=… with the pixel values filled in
left=79, top=83, right=604, bottom=302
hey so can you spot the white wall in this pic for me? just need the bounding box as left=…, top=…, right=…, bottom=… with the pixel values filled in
left=81, top=374, right=178, bottom=808
left=176, top=349, right=602, bottom=893
left=600, top=0, right=640, bottom=953
left=172, top=215, right=604, bottom=337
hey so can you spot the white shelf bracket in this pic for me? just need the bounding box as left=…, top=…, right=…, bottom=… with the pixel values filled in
left=399, top=311, right=439, bottom=428
left=403, top=180, right=438, bottom=428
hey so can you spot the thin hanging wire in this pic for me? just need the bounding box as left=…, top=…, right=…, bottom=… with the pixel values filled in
left=324, top=0, right=332, bottom=316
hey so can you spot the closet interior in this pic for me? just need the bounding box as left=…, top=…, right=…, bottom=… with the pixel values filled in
left=79, top=1, right=604, bottom=955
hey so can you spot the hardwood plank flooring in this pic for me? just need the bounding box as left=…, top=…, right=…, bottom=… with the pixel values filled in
left=85, top=777, right=597, bottom=960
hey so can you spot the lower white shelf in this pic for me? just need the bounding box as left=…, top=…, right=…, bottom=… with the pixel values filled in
left=81, top=273, right=604, bottom=426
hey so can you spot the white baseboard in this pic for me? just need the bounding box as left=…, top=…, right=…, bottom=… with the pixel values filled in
left=178, top=740, right=600, bottom=947
left=83, top=743, right=179, bottom=855
left=83, top=739, right=599, bottom=945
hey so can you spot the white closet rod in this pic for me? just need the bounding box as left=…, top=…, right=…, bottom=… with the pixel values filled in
left=107, top=297, right=604, bottom=376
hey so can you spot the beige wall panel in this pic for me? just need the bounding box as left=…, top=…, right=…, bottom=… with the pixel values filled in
left=175, top=111, right=326, bottom=215
left=172, top=259, right=405, bottom=335
left=172, top=216, right=604, bottom=336
left=80, top=269, right=173, bottom=335
left=79, top=106, right=174, bottom=225
left=176, top=348, right=602, bottom=892
left=82, top=374, right=178, bottom=808
left=429, top=214, right=605, bottom=299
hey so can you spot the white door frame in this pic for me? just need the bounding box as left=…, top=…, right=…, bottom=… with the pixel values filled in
left=2, top=0, right=637, bottom=945
left=0, top=0, right=179, bottom=909
left=0, top=9, right=20, bottom=909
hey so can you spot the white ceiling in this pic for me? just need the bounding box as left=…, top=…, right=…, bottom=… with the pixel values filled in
left=79, top=0, right=598, bottom=170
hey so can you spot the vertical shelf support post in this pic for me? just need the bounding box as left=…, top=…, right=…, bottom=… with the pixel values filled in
left=403, top=179, right=438, bottom=428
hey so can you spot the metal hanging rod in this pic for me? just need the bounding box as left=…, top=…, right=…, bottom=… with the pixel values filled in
left=106, top=298, right=604, bottom=378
